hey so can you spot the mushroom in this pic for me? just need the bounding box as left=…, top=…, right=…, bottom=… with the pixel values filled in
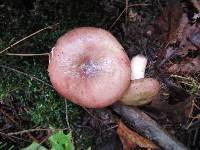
left=120, top=55, right=160, bottom=106
left=48, top=27, right=131, bottom=108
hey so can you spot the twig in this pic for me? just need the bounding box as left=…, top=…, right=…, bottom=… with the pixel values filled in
left=187, top=120, right=200, bottom=131
left=0, top=23, right=59, bottom=54
left=0, top=107, right=18, bottom=125
left=82, top=107, right=113, bottom=134
left=109, top=7, right=127, bottom=30
left=38, top=133, right=51, bottom=149
left=125, top=0, right=129, bottom=27
left=102, top=125, right=118, bottom=133
left=193, top=128, right=199, bottom=146
left=82, top=107, right=102, bottom=121
left=0, top=132, right=30, bottom=142
left=27, top=133, right=38, bottom=143
left=64, top=101, right=76, bottom=147
left=6, top=53, right=49, bottom=57
left=156, top=0, right=166, bottom=21
left=5, top=128, right=67, bottom=136
left=109, top=3, right=150, bottom=30
left=73, top=122, right=96, bottom=138
left=65, top=101, right=71, bottom=131
left=112, top=104, right=188, bottom=150
left=0, top=65, right=53, bottom=88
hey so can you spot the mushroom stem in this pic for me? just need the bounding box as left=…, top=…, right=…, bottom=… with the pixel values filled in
left=131, top=55, right=147, bottom=80
left=120, top=54, right=160, bottom=106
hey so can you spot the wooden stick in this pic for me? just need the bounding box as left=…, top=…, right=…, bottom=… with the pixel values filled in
left=112, top=104, right=188, bottom=150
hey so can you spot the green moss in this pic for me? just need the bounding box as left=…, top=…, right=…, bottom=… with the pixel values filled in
left=0, top=0, right=119, bottom=149
left=0, top=61, right=82, bottom=127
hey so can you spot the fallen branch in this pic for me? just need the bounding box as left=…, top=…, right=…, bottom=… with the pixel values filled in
left=112, top=104, right=188, bottom=150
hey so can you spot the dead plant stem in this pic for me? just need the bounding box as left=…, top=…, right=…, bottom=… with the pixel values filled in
left=3, top=128, right=67, bottom=136
left=0, top=23, right=59, bottom=54
left=6, top=53, right=49, bottom=56
left=0, top=65, right=53, bottom=88
left=109, top=3, right=149, bottom=30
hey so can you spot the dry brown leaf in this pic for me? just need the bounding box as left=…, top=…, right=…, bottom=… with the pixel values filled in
left=151, top=96, right=193, bottom=123
left=168, top=23, right=199, bottom=57
left=158, top=0, right=183, bottom=43
left=150, top=80, right=194, bottom=123
left=117, top=120, right=158, bottom=150
left=157, top=1, right=200, bottom=75
left=157, top=1, right=185, bottom=61
left=169, top=12, right=188, bottom=44
left=191, top=0, right=200, bottom=12
left=168, top=56, right=200, bottom=74
left=189, top=30, right=200, bottom=48
left=159, top=13, right=198, bottom=57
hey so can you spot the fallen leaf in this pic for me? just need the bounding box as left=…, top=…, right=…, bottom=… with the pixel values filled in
left=150, top=79, right=193, bottom=123
left=189, top=30, right=200, bottom=48
left=117, top=120, right=158, bottom=150
left=159, top=13, right=198, bottom=58
left=177, top=23, right=199, bottom=55
left=191, top=0, right=200, bottom=12
left=168, top=12, right=188, bottom=44
left=158, top=0, right=183, bottom=43
left=168, top=56, right=200, bottom=74
left=157, top=1, right=200, bottom=75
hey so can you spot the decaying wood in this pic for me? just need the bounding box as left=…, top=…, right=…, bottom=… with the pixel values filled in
left=112, top=104, right=188, bottom=150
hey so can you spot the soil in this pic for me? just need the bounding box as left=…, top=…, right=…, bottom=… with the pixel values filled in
left=0, top=0, right=200, bottom=149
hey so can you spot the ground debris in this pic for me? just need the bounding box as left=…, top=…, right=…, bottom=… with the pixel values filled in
left=168, top=55, right=200, bottom=74
left=157, top=0, right=200, bottom=75
left=157, top=0, right=183, bottom=43
left=150, top=80, right=193, bottom=124
left=117, top=120, right=158, bottom=150
left=112, top=104, right=187, bottom=150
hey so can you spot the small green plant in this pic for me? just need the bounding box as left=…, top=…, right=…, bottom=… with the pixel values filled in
left=22, top=131, right=74, bottom=150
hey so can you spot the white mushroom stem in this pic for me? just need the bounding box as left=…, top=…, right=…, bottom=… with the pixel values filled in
left=120, top=54, right=160, bottom=106
left=131, top=55, right=147, bottom=80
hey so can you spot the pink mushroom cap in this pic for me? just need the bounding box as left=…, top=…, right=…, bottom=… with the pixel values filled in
left=48, top=27, right=131, bottom=108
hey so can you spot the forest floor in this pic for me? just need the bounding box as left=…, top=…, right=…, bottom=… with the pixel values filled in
left=0, top=0, right=200, bottom=149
